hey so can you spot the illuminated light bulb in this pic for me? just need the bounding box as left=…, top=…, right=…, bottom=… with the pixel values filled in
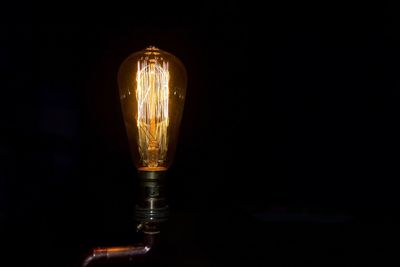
left=118, top=46, right=187, bottom=171
left=118, top=46, right=187, bottom=227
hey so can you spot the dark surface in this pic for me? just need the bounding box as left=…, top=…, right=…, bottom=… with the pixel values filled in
left=1, top=2, right=399, bottom=266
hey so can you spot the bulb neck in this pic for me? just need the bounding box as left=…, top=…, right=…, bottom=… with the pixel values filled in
left=135, top=170, right=169, bottom=231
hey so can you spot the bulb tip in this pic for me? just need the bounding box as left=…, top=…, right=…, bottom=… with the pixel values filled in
left=146, top=46, right=159, bottom=51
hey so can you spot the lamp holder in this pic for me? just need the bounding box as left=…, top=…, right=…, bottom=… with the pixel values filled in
left=135, top=170, right=169, bottom=233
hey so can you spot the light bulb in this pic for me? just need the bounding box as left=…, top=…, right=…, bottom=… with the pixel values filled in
left=118, top=46, right=187, bottom=226
left=118, top=46, right=187, bottom=171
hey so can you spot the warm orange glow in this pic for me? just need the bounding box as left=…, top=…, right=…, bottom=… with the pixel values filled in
left=136, top=58, right=170, bottom=168
left=118, top=46, right=186, bottom=170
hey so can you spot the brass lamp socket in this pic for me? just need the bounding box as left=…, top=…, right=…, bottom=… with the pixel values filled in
left=135, top=170, right=169, bottom=226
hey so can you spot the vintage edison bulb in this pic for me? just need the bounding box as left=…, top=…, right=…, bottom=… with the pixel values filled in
left=118, top=46, right=187, bottom=171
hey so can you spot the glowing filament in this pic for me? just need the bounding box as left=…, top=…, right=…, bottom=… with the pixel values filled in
left=136, top=59, right=169, bottom=167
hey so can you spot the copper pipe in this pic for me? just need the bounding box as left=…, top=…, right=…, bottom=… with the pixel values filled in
left=82, top=233, right=156, bottom=267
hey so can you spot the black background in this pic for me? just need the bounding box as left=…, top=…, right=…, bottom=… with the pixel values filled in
left=1, top=2, right=399, bottom=266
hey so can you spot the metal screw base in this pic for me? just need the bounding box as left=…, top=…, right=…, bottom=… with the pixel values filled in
left=135, top=170, right=169, bottom=225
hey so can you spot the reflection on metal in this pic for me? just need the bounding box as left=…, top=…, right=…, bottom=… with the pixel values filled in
left=82, top=233, right=156, bottom=267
